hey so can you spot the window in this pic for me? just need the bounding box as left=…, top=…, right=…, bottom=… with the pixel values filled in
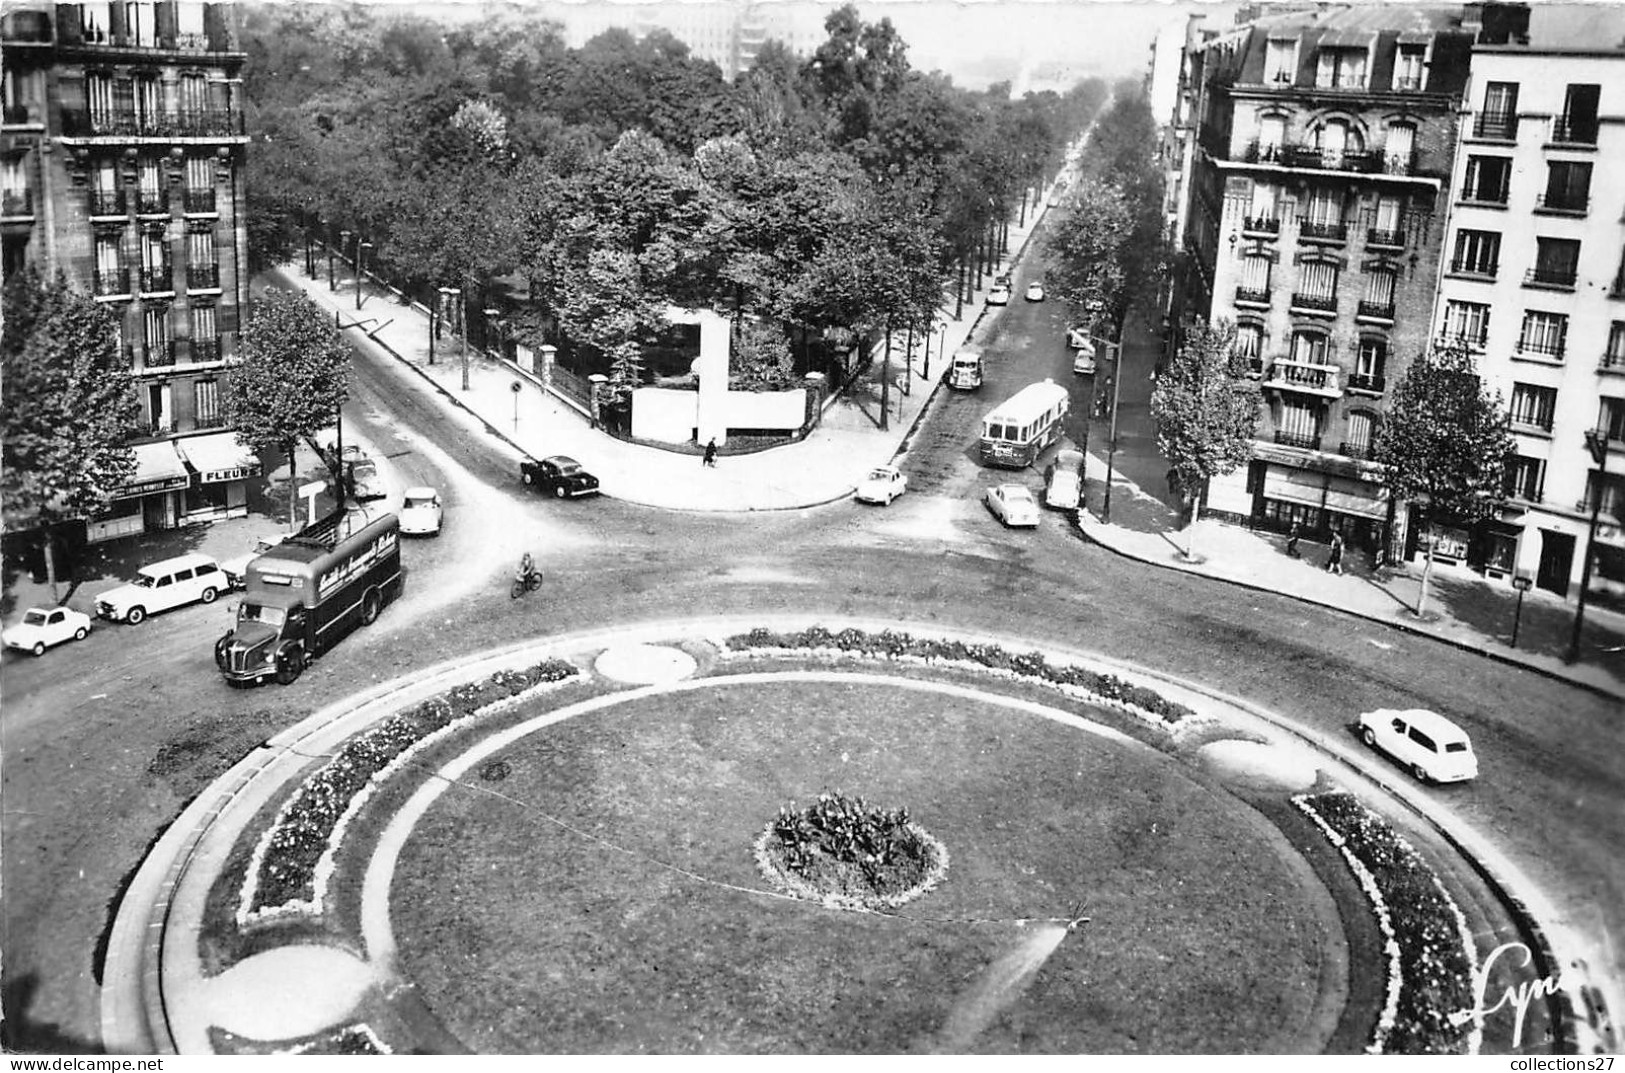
left=1305, top=189, right=1341, bottom=226
left=1356, top=338, right=1387, bottom=378
left=1584, top=471, right=1625, bottom=519
left=1346, top=410, right=1376, bottom=454
left=1518, top=311, right=1568, bottom=359
left=1531, top=238, right=1581, bottom=287
left=137, top=159, right=162, bottom=212
left=86, top=73, right=115, bottom=128
left=187, top=226, right=213, bottom=266
left=1393, top=45, right=1425, bottom=90
left=1462, top=155, right=1511, bottom=203
left=141, top=230, right=167, bottom=272
left=94, top=233, right=125, bottom=294
left=1361, top=267, right=1396, bottom=316
left=1480, top=81, right=1518, bottom=137
left=1383, top=123, right=1414, bottom=173
left=1600, top=398, right=1625, bottom=444
left=185, top=156, right=212, bottom=192
left=1316, top=47, right=1366, bottom=90
left=1509, top=383, right=1557, bottom=431
left=1279, top=399, right=1320, bottom=439
left=179, top=74, right=208, bottom=117
left=177, top=1, right=205, bottom=40
left=1290, top=329, right=1329, bottom=365
left=1441, top=300, right=1491, bottom=348
left=194, top=303, right=216, bottom=341
left=1234, top=322, right=1263, bottom=366
left=80, top=1, right=111, bottom=42
left=1542, top=161, right=1591, bottom=212
left=1504, top=455, right=1545, bottom=501
left=1294, top=261, right=1338, bottom=307
left=123, top=2, right=155, bottom=47
left=132, top=75, right=159, bottom=127
left=1608, top=322, right=1625, bottom=369
left=1264, top=38, right=1298, bottom=84
left=1258, top=114, right=1286, bottom=157
left=143, top=305, right=169, bottom=354
left=1316, top=119, right=1359, bottom=167
left=1452, top=229, right=1500, bottom=275
left=1238, top=253, right=1271, bottom=300
left=1557, top=83, right=1600, bottom=144
left=1248, top=181, right=1277, bottom=226
left=195, top=379, right=220, bottom=425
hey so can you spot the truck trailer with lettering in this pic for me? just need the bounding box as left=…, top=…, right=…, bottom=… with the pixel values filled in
left=214, top=510, right=403, bottom=685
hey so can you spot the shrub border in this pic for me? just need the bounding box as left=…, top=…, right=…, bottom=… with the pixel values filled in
left=1294, top=791, right=1481, bottom=1055
left=237, top=659, right=580, bottom=927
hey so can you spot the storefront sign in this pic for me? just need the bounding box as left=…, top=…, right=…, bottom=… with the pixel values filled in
left=113, top=475, right=188, bottom=500
left=200, top=463, right=261, bottom=483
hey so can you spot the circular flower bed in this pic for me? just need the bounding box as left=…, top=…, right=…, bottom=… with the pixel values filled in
left=754, top=790, right=948, bottom=911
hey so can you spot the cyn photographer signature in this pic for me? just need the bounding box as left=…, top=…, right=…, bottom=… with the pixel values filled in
left=1449, top=941, right=1563, bottom=1048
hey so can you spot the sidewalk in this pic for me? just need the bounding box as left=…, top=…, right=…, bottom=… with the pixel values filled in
left=1073, top=318, right=1625, bottom=698
left=276, top=186, right=1058, bottom=514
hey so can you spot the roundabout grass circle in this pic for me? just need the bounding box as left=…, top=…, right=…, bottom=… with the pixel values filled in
left=387, top=675, right=1343, bottom=1053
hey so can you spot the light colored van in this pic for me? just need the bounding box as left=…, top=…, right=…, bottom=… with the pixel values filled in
left=95, top=552, right=225, bottom=625
left=948, top=348, right=984, bottom=390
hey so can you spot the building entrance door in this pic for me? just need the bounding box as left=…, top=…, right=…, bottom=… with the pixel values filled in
left=1536, top=529, right=1575, bottom=596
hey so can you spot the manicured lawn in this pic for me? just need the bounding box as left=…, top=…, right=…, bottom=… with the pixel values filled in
left=390, top=677, right=1340, bottom=1053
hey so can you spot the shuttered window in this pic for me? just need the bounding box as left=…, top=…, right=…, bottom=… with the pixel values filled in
left=1296, top=261, right=1338, bottom=301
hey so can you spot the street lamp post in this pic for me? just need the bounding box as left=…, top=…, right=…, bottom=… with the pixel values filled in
left=356, top=241, right=372, bottom=311
left=334, top=230, right=349, bottom=292
left=447, top=286, right=467, bottom=391
left=1101, top=327, right=1124, bottom=523
left=1565, top=429, right=1610, bottom=664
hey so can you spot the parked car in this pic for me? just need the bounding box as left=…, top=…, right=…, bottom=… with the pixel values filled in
left=399, top=486, right=444, bottom=535
left=1072, top=343, right=1097, bottom=376
left=1066, top=326, right=1092, bottom=350
left=221, top=534, right=290, bottom=589
left=855, top=465, right=908, bottom=505
left=522, top=455, right=601, bottom=498
left=95, top=553, right=225, bottom=625
left=984, top=484, right=1041, bottom=528
left=3, top=606, right=92, bottom=656
left=347, top=457, right=386, bottom=501
left=1044, top=449, right=1085, bottom=510
left=1025, top=281, right=1046, bottom=302
left=987, top=282, right=1012, bottom=306
left=1357, top=708, right=1478, bottom=783
left=1048, top=185, right=1068, bottom=208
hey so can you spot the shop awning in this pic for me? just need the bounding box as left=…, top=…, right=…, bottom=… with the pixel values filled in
left=177, top=431, right=261, bottom=483
left=1263, top=468, right=1389, bottom=519
left=113, top=441, right=189, bottom=499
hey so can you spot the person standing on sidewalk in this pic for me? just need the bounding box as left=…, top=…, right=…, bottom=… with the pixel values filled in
left=1326, top=531, right=1345, bottom=575
left=1286, top=521, right=1302, bottom=558
left=703, top=438, right=718, bottom=468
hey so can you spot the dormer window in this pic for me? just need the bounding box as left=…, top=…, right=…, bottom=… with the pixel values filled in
left=1265, top=38, right=1298, bottom=85
left=1316, top=47, right=1367, bottom=90
left=1393, top=45, right=1426, bottom=91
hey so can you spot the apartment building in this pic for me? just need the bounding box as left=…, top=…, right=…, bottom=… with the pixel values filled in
left=1, top=0, right=254, bottom=541
left=1434, top=3, right=1625, bottom=599
left=1178, top=4, right=1478, bottom=560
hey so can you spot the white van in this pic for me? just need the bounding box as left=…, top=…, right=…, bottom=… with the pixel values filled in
left=948, top=348, right=984, bottom=390
left=95, top=552, right=226, bottom=625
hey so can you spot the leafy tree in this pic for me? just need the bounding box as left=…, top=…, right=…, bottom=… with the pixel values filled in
left=225, top=289, right=352, bottom=527
left=729, top=320, right=796, bottom=391
left=1, top=269, right=139, bottom=589
left=1149, top=320, right=1261, bottom=558
left=1046, top=177, right=1132, bottom=324
left=1374, top=344, right=1515, bottom=616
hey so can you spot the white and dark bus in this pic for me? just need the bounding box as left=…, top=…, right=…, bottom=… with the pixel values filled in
left=978, top=379, right=1070, bottom=468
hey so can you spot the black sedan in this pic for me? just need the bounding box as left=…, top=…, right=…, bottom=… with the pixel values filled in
left=521, top=455, right=601, bottom=498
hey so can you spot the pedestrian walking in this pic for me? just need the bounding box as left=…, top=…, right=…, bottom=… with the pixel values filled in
left=1286, top=521, right=1302, bottom=559
left=702, top=438, right=718, bottom=468
left=1326, top=531, right=1345, bottom=575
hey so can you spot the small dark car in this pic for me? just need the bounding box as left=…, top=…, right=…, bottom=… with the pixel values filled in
left=521, top=455, right=601, bottom=498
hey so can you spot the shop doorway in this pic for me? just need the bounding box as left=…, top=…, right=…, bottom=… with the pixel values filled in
left=1536, top=529, right=1575, bottom=596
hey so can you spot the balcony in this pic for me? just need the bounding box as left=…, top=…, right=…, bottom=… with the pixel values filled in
left=139, top=267, right=174, bottom=294
left=135, top=190, right=168, bottom=215
left=1297, top=218, right=1348, bottom=243
left=1263, top=359, right=1342, bottom=398
left=2, top=103, right=44, bottom=126
left=1535, top=193, right=1588, bottom=216
left=1366, top=227, right=1405, bottom=249
left=1515, top=338, right=1565, bottom=363
left=1549, top=116, right=1598, bottom=146
left=183, top=189, right=216, bottom=214
left=1504, top=485, right=1544, bottom=504
left=1447, top=257, right=1498, bottom=280
left=143, top=421, right=175, bottom=438
left=1274, top=429, right=1322, bottom=451
left=1524, top=266, right=1577, bottom=290
left=1598, top=352, right=1625, bottom=374
left=60, top=108, right=246, bottom=139
left=1234, top=286, right=1271, bottom=308
left=93, top=268, right=131, bottom=297
left=187, top=264, right=220, bottom=290
left=1437, top=331, right=1487, bottom=353
left=1392, top=74, right=1424, bottom=92
left=1346, top=372, right=1387, bottom=395
left=192, top=338, right=221, bottom=363
left=1289, top=292, right=1338, bottom=316
left=89, top=189, right=126, bottom=216
left=1340, top=440, right=1378, bottom=460
left=1241, top=215, right=1280, bottom=237
left=1472, top=112, right=1519, bottom=141
left=1356, top=300, right=1395, bottom=322
left=1, top=190, right=32, bottom=217
left=1458, top=185, right=1509, bottom=207
left=194, top=412, right=227, bottom=430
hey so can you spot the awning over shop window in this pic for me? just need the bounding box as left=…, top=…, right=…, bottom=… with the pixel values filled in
left=176, top=431, right=261, bottom=483
left=1263, top=467, right=1389, bottom=519
left=113, top=441, right=189, bottom=500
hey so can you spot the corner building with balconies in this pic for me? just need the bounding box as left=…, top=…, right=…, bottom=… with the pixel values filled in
left=1, top=1, right=256, bottom=542
left=1181, top=4, right=1476, bottom=558
left=1433, top=4, right=1625, bottom=601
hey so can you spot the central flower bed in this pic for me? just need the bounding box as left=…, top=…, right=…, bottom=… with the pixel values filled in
left=756, top=791, right=948, bottom=911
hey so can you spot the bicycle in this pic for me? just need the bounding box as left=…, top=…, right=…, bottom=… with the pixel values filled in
left=510, top=554, right=544, bottom=599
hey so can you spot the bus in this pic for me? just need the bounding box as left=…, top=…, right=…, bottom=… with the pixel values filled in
left=979, top=379, right=1070, bottom=468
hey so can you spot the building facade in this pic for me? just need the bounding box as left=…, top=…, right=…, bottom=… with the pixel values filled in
left=1433, top=3, right=1625, bottom=599
left=1179, top=4, right=1478, bottom=559
left=2, top=0, right=256, bottom=541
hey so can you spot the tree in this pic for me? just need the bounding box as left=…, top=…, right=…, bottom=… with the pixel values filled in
left=1, top=269, right=139, bottom=592
left=1149, top=320, right=1261, bottom=559
left=1374, top=344, right=1515, bottom=616
left=225, top=289, right=352, bottom=527
left=1046, top=177, right=1132, bottom=324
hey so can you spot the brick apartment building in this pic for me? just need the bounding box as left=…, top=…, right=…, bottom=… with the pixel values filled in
left=1, top=0, right=255, bottom=543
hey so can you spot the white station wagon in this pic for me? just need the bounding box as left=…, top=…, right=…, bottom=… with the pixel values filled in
left=1357, top=708, right=1479, bottom=784
left=95, top=552, right=225, bottom=625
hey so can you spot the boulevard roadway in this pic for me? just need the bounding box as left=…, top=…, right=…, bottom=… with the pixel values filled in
left=2, top=232, right=1621, bottom=1052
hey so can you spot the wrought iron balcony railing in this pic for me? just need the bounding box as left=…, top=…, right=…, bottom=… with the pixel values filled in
left=183, top=189, right=216, bottom=213
left=1601, top=351, right=1625, bottom=373
left=1340, top=440, right=1378, bottom=460
left=139, top=267, right=173, bottom=293
left=191, top=338, right=221, bottom=363
left=1366, top=228, right=1405, bottom=249
left=1241, top=215, right=1280, bottom=235
left=1535, top=193, right=1588, bottom=215
left=1448, top=257, right=1498, bottom=278
left=1550, top=116, right=1598, bottom=145
left=60, top=108, right=245, bottom=139
left=186, top=264, right=220, bottom=290
left=1297, top=218, right=1348, bottom=242
left=1290, top=292, right=1338, bottom=313
left=1234, top=286, right=1271, bottom=306
left=1524, top=267, right=1577, bottom=289
left=1274, top=429, right=1322, bottom=450
left=93, top=268, right=130, bottom=296
left=1, top=190, right=32, bottom=216
left=1473, top=112, right=1518, bottom=140
left=1356, top=301, right=1395, bottom=321
left=1346, top=372, right=1386, bottom=394
left=89, top=189, right=126, bottom=215
left=136, top=190, right=167, bottom=214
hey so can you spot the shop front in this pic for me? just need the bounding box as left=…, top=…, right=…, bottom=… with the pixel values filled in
left=175, top=430, right=261, bottom=523
left=86, top=441, right=188, bottom=544
left=1256, top=462, right=1390, bottom=555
